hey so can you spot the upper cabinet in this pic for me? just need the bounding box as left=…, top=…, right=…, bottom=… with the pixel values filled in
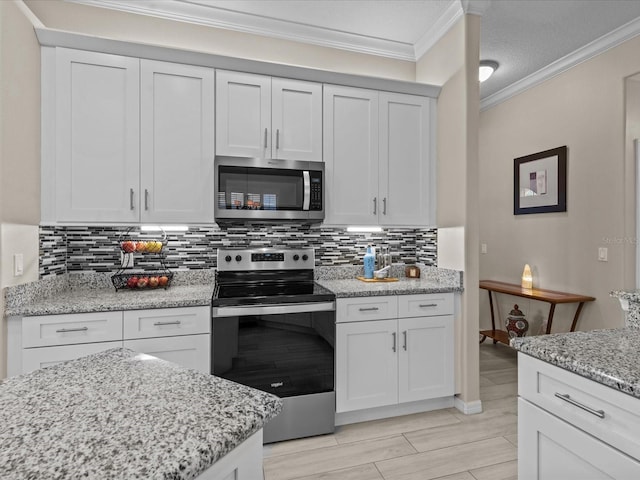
left=43, top=48, right=215, bottom=224
left=216, top=70, right=322, bottom=162
left=324, top=85, right=435, bottom=227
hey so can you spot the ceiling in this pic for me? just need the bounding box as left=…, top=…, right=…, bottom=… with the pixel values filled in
left=70, top=0, right=640, bottom=108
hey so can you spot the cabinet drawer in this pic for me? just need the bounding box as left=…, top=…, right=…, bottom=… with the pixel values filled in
left=398, top=293, right=454, bottom=318
left=124, top=334, right=210, bottom=374
left=519, top=353, right=640, bottom=461
left=22, top=311, right=123, bottom=348
left=123, top=306, right=210, bottom=339
left=336, top=296, right=398, bottom=323
left=22, top=341, right=122, bottom=374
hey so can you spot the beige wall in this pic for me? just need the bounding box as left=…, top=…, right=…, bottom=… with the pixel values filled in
left=0, top=0, right=42, bottom=378
left=479, top=34, right=640, bottom=335
left=416, top=15, right=481, bottom=410
left=25, top=0, right=415, bottom=82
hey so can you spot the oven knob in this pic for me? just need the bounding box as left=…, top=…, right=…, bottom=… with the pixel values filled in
left=293, top=254, right=299, bottom=261
left=235, top=255, right=242, bottom=262
left=225, top=255, right=232, bottom=262
left=302, top=254, right=309, bottom=261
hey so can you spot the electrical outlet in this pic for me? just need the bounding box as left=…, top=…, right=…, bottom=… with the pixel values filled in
left=481, top=243, right=487, bottom=254
left=598, top=247, right=608, bottom=262
left=13, top=253, right=24, bottom=276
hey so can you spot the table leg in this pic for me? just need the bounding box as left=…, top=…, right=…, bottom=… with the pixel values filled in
left=489, top=290, right=498, bottom=344
left=569, top=302, right=586, bottom=332
left=545, top=303, right=557, bottom=334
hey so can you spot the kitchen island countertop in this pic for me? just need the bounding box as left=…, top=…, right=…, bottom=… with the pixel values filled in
left=511, top=327, right=640, bottom=400
left=0, top=348, right=282, bottom=479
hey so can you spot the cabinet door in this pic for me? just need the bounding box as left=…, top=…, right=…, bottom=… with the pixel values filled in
left=323, top=85, right=379, bottom=225
left=216, top=70, right=271, bottom=158
left=518, top=398, right=640, bottom=480
left=379, top=92, right=435, bottom=226
left=140, top=60, right=215, bottom=223
left=336, top=319, right=397, bottom=412
left=398, top=315, right=454, bottom=403
left=271, top=78, right=322, bottom=161
left=124, top=334, right=211, bottom=374
left=55, top=48, right=140, bottom=222
left=22, top=341, right=122, bottom=374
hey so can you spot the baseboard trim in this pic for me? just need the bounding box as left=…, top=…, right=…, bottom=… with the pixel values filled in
left=454, top=396, right=483, bottom=415
left=335, top=396, right=455, bottom=426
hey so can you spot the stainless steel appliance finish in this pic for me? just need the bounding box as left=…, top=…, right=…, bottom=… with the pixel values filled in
left=214, top=156, right=324, bottom=222
left=211, top=247, right=336, bottom=443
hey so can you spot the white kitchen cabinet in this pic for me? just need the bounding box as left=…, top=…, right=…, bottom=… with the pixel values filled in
left=44, top=48, right=215, bottom=224
left=124, top=334, right=210, bottom=374
left=9, top=306, right=211, bottom=376
left=53, top=48, right=140, bottom=223
left=518, top=353, right=640, bottom=479
left=336, top=294, right=454, bottom=414
left=323, top=85, right=435, bottom=226
left=216, top=70, right=322, bottom=161
left=140, top=60, right=215, bottom=223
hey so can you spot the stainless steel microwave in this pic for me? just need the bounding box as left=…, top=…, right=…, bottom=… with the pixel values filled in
left=214, top=156, right=324, bottom=222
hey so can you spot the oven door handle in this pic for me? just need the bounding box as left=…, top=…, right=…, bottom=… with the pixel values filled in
left=212, top=301, right=335, bottom=317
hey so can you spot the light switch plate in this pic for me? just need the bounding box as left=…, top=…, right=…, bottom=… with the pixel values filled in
left=13, top=253, right=24, bottom=276
left=598, top=247, right=608, bottom=262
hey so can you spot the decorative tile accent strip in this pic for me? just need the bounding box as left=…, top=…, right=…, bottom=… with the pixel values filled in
left=39, top=224, right=437, bottom=276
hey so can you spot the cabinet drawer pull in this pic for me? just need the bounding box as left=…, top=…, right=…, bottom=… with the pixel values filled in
left=554, top=392, right=605, bottom=419
left=419, top=303, right=438, bottom=308
left=358, top=307, right=379, bottom=312
left=144, top=189, right=149, bottom=210
left=392, top=332, right=396, bottom=352
left=153, top=320, right=182, bottom=326
left=383, top=197, right=387, bottom=215
left=403, top=330, right=407, bottom=351
left=373, top=197, right=377, bottom=215
left=276, top=129, right=280, bottom=149
left=130, top=188, right=135, bottom=210
left=264, top=128, right=268, bottom=148
left=55, top=327, right=89, bottom=333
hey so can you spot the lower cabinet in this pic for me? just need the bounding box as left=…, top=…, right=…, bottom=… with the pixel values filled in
left=335, top=294, right=454, bottom=414
left=518, top=353, right=640, bottom=479
left=10, top=306, right=211, bottom=376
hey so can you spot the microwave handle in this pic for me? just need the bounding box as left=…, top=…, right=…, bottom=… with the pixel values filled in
left=303, top=171, right=311, bottom=210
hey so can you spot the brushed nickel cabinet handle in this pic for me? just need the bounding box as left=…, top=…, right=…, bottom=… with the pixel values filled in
left=153, top=320, right=182, bottom=326
left=264, top=128, right=268, bottom=148
left=403, top=331, right=407, bottom=351
left=383, top=197, right=387, bottom=215
left=420, top=304, right=438, bottom=308
left=276, top=129, right=280, bottom=149
left=358, top=307, right=379, bottom=312
left=130, top=188, right=135, bottom=210
left=392, top=332, right=396, bottom=352
left=554, top=393, right=605, bottom=418
left=373, top=197, right=377, bottom=215
left=56, top=327, right=89, bottom=333
left=144, top=189, right=149, bottom=210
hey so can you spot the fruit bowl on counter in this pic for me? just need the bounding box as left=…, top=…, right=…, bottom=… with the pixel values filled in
left=120, top=240, right=165, bottom=254
left=111, top=272, right=173, bottom=291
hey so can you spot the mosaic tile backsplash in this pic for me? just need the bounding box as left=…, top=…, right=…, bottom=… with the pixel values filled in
left=39, top=224, right=437, bottom=278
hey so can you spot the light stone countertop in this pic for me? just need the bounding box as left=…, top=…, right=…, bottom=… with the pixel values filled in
left=511, top=327, right=640, bottom=399
left=0, top=348, right=282, bottom=480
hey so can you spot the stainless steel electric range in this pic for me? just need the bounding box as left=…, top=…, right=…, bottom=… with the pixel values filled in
left=211, top=247, right=336, bottom=444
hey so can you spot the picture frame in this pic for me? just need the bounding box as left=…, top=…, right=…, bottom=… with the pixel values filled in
left=514, top=146, right=567, bottom=215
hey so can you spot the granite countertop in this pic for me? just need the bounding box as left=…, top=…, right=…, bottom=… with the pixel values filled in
left=4, top=271, right=215, bottom=317
left=315, top=264, right=463, bottom=298
left=511, top=328, right=640, bottom=399
left=0, top=348, right=282, bottom=479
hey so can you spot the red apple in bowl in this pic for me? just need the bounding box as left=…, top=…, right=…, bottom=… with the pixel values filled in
left=126, top=276, right=138, bottom=289
left=137, top=277, right=149, bottom=288
left=122, top=241, right=136, bottom=253
left=148, top=276, right=159, bottom=288
left=158, top=275, right=169, bottom=287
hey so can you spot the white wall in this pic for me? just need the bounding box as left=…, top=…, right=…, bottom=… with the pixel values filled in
left=479, top=34, right=640, bottom=335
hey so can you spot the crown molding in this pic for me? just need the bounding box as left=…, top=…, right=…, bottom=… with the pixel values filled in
left=67, top=0, right=418, bottom=61
left=413, top=0, right=464, bottom=60
left=481, top=15, right=640, bottom=111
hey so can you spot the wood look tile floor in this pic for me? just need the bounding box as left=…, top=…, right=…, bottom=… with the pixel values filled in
left=262, top=342, right=518, bottom=480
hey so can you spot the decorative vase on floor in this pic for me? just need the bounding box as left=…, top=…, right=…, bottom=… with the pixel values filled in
left=505, top=304, right=529, bottom=338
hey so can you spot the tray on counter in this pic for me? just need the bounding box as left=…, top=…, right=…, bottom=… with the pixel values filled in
left=356, top=276, right=399, bottom=283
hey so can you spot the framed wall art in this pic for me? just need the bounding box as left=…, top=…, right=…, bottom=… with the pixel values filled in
left=514, top=146, right=567, bottom=215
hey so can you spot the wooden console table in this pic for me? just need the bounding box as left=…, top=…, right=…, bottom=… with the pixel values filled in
left=479, top=280, right=595, bottom=345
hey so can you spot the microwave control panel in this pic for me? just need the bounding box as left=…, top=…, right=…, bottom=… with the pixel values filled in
left=310, top=171, right=323, bottom=211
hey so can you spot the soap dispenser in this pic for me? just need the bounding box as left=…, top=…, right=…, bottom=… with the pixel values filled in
left=364, top=245, right=375, bottom=279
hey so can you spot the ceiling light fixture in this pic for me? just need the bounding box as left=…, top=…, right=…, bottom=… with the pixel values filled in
left=479, top=60, right=499, bottom=82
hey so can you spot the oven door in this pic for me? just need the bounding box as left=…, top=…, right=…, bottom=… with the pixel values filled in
left=214, top=156, right=324, bottom=222
left=211, top=302, right=335, bottom=398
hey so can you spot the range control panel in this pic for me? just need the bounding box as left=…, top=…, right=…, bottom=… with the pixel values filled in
left=217, top=248, right=315, bottom=271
